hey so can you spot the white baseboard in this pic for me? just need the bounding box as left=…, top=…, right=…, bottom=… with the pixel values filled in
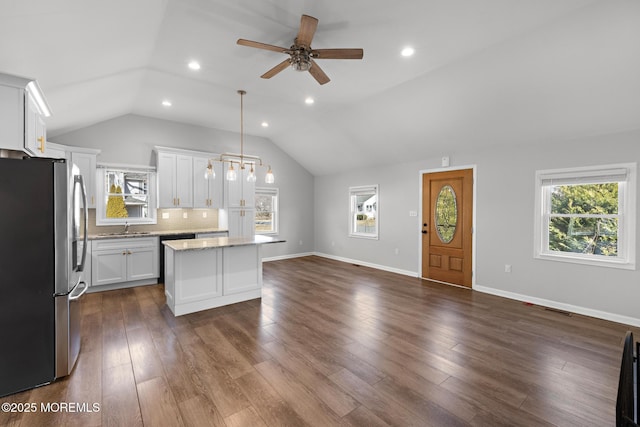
left=262, top=252, right=315, bottom=262
left=313, top=252, right=419, bottom=278
left=474, top=285, right=640, bottom=328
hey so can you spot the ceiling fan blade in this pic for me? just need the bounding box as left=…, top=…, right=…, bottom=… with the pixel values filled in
left=312, top=48, right=364, bottom=60
left=261, top=59, right=291, bottom=79
left=295, top=15, right=318, bottom=47
left=309, top=59, right=330, bottom=85
left=237, top=39, right=288, bottom=53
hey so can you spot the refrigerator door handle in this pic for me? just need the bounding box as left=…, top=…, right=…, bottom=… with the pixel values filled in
left=69, top=280, right=88, bottom=301
left=74, top=175, right=88, bottom=272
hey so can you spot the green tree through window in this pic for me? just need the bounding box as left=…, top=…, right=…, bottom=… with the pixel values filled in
left=548, top=183, right=618, bottom=256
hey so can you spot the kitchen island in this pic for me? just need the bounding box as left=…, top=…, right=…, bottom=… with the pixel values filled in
left=162, top=235, right=284, bottom=316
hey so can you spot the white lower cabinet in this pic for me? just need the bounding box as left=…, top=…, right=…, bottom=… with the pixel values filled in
left=91, top=237, right=158, bottom=288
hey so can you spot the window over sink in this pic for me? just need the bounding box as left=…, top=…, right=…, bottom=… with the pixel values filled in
left=96, top=165, right=157, bottom=225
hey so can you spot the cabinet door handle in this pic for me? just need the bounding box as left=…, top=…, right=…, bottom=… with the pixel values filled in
left=38, top=136, right=45, bottom=153
left=122, top=251, right=127, bottom=255
left=127, top=251, right=132, bottom=255
left=177, top=198, right=180, bottom=206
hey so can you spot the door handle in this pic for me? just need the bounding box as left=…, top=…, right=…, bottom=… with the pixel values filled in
left=422, top=230, right=428, bottom=234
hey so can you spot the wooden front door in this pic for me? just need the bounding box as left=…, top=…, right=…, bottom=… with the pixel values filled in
left=421, top=169, right=473, bottom=287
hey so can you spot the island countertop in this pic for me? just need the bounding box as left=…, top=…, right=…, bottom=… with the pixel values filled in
left=162, top=235, right=285, bottom=251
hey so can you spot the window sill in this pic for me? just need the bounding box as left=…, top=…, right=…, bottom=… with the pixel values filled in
left=535, top=252, right=635, bottom=270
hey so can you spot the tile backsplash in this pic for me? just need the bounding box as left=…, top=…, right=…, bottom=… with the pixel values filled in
left=87, top=208, right=220, bottom=235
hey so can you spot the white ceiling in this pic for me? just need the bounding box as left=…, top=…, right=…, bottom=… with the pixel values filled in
left=1, top=0, right=639, bottom=175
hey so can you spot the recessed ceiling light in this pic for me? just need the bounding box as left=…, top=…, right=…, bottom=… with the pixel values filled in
left=401, top=47, right=415, bottom=57
left=305, top=97, right=315, bottom=105
left=188, top=60, right=201, bottom=70
left=261, top=121, right=269, bottom=128
left=162, top=100, right=172, bottom=107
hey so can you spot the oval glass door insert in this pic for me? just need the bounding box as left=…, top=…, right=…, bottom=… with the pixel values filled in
left=435, top=185, right=457, bottom=243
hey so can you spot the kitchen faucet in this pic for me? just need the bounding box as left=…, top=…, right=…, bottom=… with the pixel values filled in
left=124, top=221, right=129, bottom=234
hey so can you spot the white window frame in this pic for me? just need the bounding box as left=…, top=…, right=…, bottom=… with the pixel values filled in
left=534, top=163, right=636, bottom=270
left=255, top=187, right=278, bottom=235
left=349, top=185, right=379, bottom=240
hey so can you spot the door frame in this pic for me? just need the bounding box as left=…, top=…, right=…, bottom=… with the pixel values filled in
left=418, top=164, right=477, bottom=287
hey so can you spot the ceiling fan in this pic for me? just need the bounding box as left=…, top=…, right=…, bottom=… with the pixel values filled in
left=237, top=14, right=364, bottom=85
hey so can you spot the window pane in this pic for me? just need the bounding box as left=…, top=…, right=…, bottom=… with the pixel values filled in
left=256, top=212, right=273, bottom=232
left=104, top=170, right=152, bottom=220
left=549, top=217, right=618, bottom=256
left=255, top=188, right=278, bottom=234
left=550, top=183, right=618, bottom=215
left=256, top=194, right=273, bottom=211
left=352, top=193, right=377, bottom=234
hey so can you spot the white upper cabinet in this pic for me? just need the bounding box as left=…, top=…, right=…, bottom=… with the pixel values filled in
left=156, top=149, right=193, bottom=208
left=193, top=156, right=223, bottom=209
left=0, top=73, right=51, bottom=157
left=70, top=148, right=100, bottom=208
left=224, top=162, right=255, bottom=208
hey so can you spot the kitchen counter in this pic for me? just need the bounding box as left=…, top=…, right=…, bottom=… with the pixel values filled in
left=163, top=235, right=285, bottom=316
left=162, top=235, right=284, bottom=251
left=88, top=228, right=227, bottom=240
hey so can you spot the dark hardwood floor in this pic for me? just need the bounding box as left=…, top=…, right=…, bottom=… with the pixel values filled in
left=1, top=255, right=637, bottom=426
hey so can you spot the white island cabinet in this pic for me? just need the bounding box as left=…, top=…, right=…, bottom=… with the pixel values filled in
left=163, top=235, right=284, bottom=316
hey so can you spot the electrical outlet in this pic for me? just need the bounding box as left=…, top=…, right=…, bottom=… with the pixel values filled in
left=504, top=264, right=512, bottom=273
left=183, top=212, right=188, bottom=219
left=409, top=210, right=417, bottom=217
left=162, top=212, right=170, bottom=219
left=202, top=211, right=207, bottom=218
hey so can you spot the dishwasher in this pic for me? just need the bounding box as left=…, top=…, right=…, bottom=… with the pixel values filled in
left=158, top=233, right=196, bottom=283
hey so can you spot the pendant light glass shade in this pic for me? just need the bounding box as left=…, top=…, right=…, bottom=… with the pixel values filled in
left=226, top=163, right=237, bottom=181
left=205, top=161, right=215, bottom=179
left=247, top=164, right=257, bottom=182
left=265, top=166, right=275, bottom=184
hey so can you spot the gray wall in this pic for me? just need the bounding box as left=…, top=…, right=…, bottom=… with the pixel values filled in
left=314, top=129, right=640, bottom=324
left=54, top=113, right=640, bottom=324
left=52, top=114, right=314, bottom=259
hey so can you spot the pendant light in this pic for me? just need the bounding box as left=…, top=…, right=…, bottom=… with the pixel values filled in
left=208, top=90, right=275, bottom=184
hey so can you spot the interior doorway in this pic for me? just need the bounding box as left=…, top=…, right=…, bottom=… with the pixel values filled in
left=421, top=168, right=474, bottom=287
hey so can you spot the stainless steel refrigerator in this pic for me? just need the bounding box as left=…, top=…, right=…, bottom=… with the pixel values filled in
left=0, top=156, right=88, bottom=397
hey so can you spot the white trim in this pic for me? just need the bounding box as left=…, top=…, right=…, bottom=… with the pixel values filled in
left=418, top=164, right=477, bottom=286
left=97, top=162, right=156, bottom=172
left=474, top=285, right=640, bottom=328
left=256, top=187, right=279, bottom=235
left=263, top=252, right=315, bottom=262
left=348, top=184, right=379, bottom=240
left=314, top=252, right=418, bottom=277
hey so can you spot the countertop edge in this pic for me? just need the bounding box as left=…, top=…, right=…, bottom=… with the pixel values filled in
left=88, top=229, right=228, bottom=240
left=163, top=236, right=285, bottom=251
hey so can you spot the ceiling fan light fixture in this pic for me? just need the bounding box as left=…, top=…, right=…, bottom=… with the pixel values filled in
left=290, top=51, right=312, bottom=72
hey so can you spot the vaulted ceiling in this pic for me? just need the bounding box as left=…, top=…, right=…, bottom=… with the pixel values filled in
left=1, top=0, right=638, bottom=175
